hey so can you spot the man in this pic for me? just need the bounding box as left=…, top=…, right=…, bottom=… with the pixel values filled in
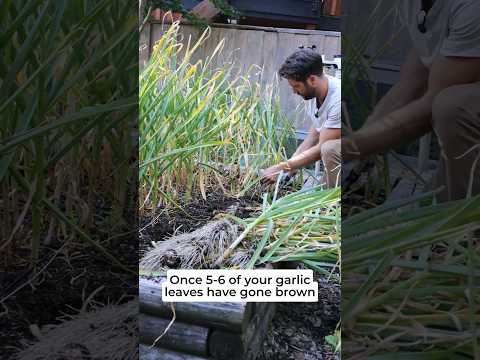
left=344, top=0, right=480, bottom=201
left=262, top=49, right=341, bottom=188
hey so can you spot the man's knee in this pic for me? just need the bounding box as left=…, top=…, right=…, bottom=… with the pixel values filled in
left=321, top=139, right=341, bottom=168
left=320, top=139, right=341, bottom=188
left=432, top=85, right=471, bottom=132
left=432, top=84, right=479, bottom=153
left=321, top=139, right=340, bottom=157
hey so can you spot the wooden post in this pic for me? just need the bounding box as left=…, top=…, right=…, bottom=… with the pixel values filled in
left=140, top=278, right=251, bottom=332
left=139, top=314, right=209, bottom=356
left=139, top=344, right=209, bottom=360
left=325, top=0, right=341, bottom=16
left=208, top=302, right=276, bottom=360
left=140, top=278, right=276, bottom=359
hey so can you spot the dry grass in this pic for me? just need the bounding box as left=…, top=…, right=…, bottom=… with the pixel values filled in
left=140, top=219, right=243, bottom=270
left=15, top=300, right=138, bottom=360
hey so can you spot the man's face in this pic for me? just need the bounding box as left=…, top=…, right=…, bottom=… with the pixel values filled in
left=288, top=77, right=316, bottom=100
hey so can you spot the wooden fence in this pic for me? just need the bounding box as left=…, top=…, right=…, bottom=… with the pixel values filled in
left=140, top=22, right=341, bottom=133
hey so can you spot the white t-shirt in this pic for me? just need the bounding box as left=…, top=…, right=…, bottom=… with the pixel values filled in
left=309, top=75, right=341, bottom=132
left=400, top=0, right=480, bottom=67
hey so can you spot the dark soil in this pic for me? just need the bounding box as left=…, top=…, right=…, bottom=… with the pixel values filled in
left=258, top=275, right=340, bottom=360
left=139, top=191, right=262, bottom=257
left=0, top=197, right=138, bottom=359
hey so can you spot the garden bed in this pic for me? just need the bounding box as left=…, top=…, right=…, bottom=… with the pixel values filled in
left=139, top=191, right=262, bottom=259
left=139, top=186, right=340, bottom=359
left=140, top=277, right=276, bottom=360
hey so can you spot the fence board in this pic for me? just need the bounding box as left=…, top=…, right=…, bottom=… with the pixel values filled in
left=260, top=31, right=279, bottom=84
left=139, top=22, right=151, bottom=69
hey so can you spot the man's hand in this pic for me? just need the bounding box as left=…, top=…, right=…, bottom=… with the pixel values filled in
left=261, top=162, right=289, bottom=184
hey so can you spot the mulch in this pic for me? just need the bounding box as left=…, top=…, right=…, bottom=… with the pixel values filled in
left=259, top=277, right=340, bottom=360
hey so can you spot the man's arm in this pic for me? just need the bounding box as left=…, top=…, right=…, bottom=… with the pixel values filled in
left=262, top=128, right=340, bottom=183
left=286, top=128, right=340, bottom=171
left=261, top=126, right=318, bottom=183
left=364, top=49, right=429, bottom=125
left=345, top=56, right=480, bottom=160
left=292, top=126, right=320, bottom=157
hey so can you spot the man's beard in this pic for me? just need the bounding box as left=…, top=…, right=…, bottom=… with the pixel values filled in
left=301, top=85, right=316, bottom=100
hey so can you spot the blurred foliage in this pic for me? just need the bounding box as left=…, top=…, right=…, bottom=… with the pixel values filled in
left=0, top=0, right=137, bottom=270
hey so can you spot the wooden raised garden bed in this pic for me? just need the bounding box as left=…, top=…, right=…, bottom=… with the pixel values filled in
left=139, top=278, right=276, bottom=360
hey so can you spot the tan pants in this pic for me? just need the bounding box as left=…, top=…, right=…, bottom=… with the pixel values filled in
left=432, top=83, right=480, bottom=201
left=321, top=139, right=341, bottom=188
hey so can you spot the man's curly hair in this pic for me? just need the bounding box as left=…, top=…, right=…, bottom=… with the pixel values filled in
left=278, top=49, right=324, bottom=82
